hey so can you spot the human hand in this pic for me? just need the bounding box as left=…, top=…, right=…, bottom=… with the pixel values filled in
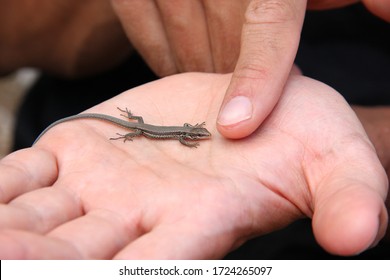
left=111, top=0, right=390, bottom=140
left=0, top=0, right=131, bottom=77
left=0, top=73, right=387, bottom=259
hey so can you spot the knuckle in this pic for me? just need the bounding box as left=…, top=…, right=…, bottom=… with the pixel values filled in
left=245, top=0, right=299, bottom=24
left=234, top=62, right=269, bottom=81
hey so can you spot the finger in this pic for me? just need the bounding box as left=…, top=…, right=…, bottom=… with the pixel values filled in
left=155, top=0, right=214, bottom=72
left=363, top=0, right=390, bottom=21
left=48, top=209, right=138, bottom=259
left=312, top=158, right=388, bottom=255
left=0, top=148, right=58, bottom=202
left=0, top=230, right=81, bottom=259
left=217, top=0, right=307, bottom=138
left=290, top=64, right=302, bottom=75
left=0, top=187, right=81, bottom=233
left=111, top=0, right=176, bottom=76
left=114, top=223, right=234, bottom=259
left=202, top=0, right=248, bottom=72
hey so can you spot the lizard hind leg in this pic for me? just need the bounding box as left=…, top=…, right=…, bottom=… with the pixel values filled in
left=110, top=130, right=142, bottom=143
left=116, top=107, right=144, bottom=124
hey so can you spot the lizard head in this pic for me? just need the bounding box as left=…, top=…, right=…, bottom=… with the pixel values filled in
left=188, top=127, right=212, bottom=140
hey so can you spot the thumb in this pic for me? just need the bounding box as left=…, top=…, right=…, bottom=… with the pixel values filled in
left=217, top=0, right=306, bottom=138
left=312, top=166, right=388, bottom=256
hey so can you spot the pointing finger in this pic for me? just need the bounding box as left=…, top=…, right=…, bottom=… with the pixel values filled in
left=217, top=0, right=306, bottom=138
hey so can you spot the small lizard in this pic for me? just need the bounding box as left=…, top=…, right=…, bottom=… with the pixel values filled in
left=33, top=107, right=212, bottom=147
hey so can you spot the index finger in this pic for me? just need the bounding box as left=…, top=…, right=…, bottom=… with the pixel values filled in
left=217, top=0, right=307, bottom=138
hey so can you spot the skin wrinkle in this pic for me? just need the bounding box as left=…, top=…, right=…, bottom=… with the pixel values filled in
left=0, top=162, right=26, bottom=202
left=245, top=0, right=301, bottom=24
left=230, top=29, right=290, bottom=89
left=83, top=210, right=133, bottom=258
left=0, top=230, right=34, bottom=259
left=103, top=220, right=142, bottom=259
left=244, top=173, right=303, bottom=236
left=2, top=204, right=40, bottom=232
left=52, top=174, right=88, bottom=220
left=0, top=231, right=25, bottom=258
left=52, top=234, right=86, bottom=259
left=233, top=61, right=270, bottom=82
left=9, top=199, right=54, bottom=233
left=57, top=185, right=85, bottom=220
left=83, top=177, right=147, bottom=236
left=245, top=21, right=296, bottom=58
left=45, top=195, right=140, bottom=259
left=252, top=143, right=312, bottom=218
left=268, top=113, right=322, bottom=216
left=0, top=158, right=45, bottom=202
left=253, top=172, right=306, bottom=218
left=241, top=86, right=313, bottom=214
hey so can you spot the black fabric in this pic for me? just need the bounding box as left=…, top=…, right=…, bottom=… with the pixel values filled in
left=12, top=3, right=390, bottom=259
left=296, top=4, right=390, bottom=105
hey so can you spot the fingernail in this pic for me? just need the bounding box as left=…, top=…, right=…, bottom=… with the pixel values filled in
left=218, top=96, right=252, bottom=126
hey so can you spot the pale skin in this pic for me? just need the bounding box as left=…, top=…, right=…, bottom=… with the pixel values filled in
left=0, top=73, right=387, bottom=259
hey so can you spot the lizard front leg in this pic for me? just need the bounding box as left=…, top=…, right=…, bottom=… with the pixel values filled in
left=179, top=136, right=200, bottom=148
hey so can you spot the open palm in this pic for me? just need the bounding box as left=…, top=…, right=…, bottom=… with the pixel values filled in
left=0, top=73, right=387, bottom=259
